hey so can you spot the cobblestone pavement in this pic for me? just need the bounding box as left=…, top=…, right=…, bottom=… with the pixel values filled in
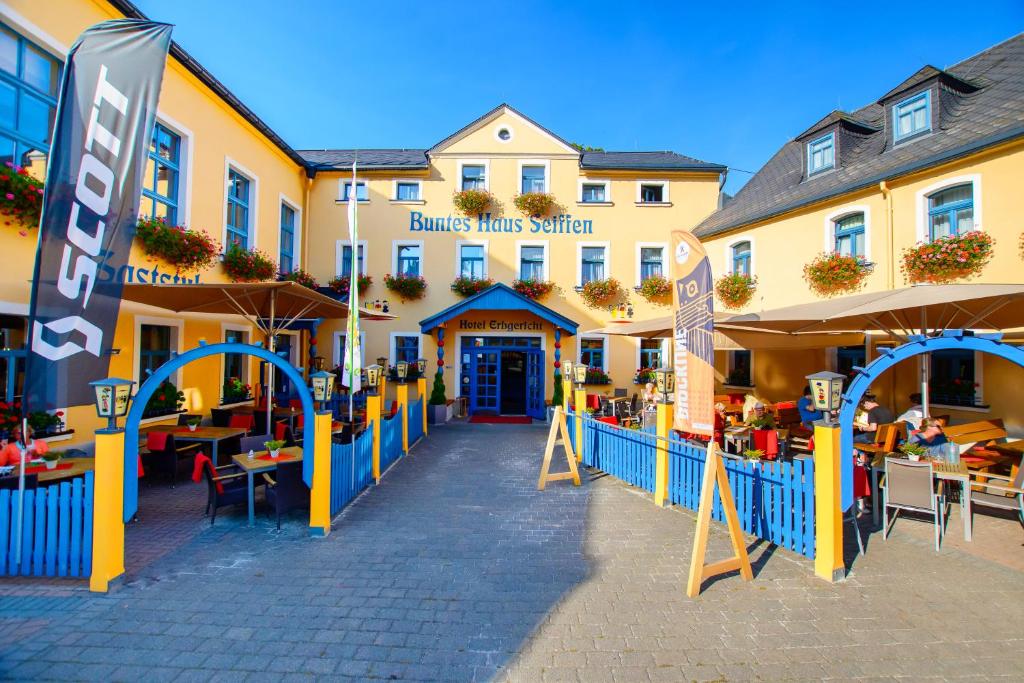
left=1, top=423, right=1022, bottom=681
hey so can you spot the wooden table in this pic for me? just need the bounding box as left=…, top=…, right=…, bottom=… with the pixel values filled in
left=231, top=446, right=304, bottom=526
left=11, top=457, right=94, bottom=484
left=140, top=425, right=247, bottom=466
left=870, top=460, right=973, bottom=541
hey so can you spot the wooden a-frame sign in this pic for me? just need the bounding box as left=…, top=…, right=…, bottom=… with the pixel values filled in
left=537, top=407, right=581, bottom=490
left=686, top=441, right=753, bottom=597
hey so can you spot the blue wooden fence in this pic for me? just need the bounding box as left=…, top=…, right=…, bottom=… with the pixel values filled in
left=581, top=419, right=656, bottom=492
left=330, top=425, right=374, bottom=516
left=380, top=407, right=404, bottom=475
left=565, top=410, right=577, bottom=454
left=1, top=471, right=94, bottom=578
left=668, top=440, right=815, bottom=559
left=408, top=397, right=424, bottom=446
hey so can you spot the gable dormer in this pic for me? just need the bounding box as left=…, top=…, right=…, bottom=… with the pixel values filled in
left=796, top=111, right=880, bottom=180
left=879, top=66, right=982, bottom=148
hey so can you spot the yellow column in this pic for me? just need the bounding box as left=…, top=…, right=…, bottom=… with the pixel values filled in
left=309, top=411, right=332, bottom=536
left=367, top=394, right=382, bottom=482
left=89, top=429, right=125, bottom=593
left=417, top=376, right=428, bottom=436
left=562, top=377, right=571, bottom=415
left=574, top=388, right=586, bottom=462
left=397, top=383, right=410, bottom=454
left=654, top=402, right=672, bottom=507
left=813, top=424, right=844, bottom=582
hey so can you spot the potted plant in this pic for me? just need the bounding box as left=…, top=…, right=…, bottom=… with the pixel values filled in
left=222, top=242, right=278, bottom=282
left=451, top=276, right=494, bottom=297
left=186, top=416, right=202, bottom=432
left=513, top=192, right=556, bottom=217
left=222, top=377, right=252, bottom=404
left=427, top=372, right=448, bottom=424
left=264, top=439, right=286, bottom=459
left=328, top=274, right=372, bottom=296
left=584, top=368, right=612, bottom=385
left=579, top=278, right=621, bottom=309
left=634, top=368, right=656, bottom=385
left=41, top=450, right=62, bottom=470
left=803, top=252, right=874, bottom=297
left=0, top=160, right=44, bottom=233
left=135, top=216, right=220, bottom=273
left=27, top=410, right=64, bottom=436
left=144, top=380, right=185, bottom=418
left=715, top=273, right=757, bottom=310
left=637, top=274, right=672, bottom=302
left=899, top=442, right=928, bottom=462
left=742, top=448, right=765, bottom=461
left=384, top=273, right=427, bottom=300
left=279, top=268, right=319, bottom=289
left=551, top=370, right=564, bottom=411
left=748, top=414, right=774, bottom=430
left=900, top=230, right=994, bottom=284
left=452, top=188, right=494, bottom=216
left=512, top=279, right=555, bottom=300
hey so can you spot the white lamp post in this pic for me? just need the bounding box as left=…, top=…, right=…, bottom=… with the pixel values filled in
left=654, top=367, right=675, bottom=403
left=310, top=369, right=335, bottom=411
left=806, top=370, right=845, bottom=425
left=89, top=377, right=135, bottom=432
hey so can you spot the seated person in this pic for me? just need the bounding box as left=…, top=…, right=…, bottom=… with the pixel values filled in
left=0, top=425, right=49, bottom=466
left=906, top=418, right=948, bottom=457
left=713, top=403, right=726, bottom=447
left=896, top=393, right=925, bottom=431
left=797, top=386, right=822, bottom=429
left=641, top=382, right=657, bottom=408
left=853, top=393, right=893, bottom=444
left=745, top=402, right=774, bottom=429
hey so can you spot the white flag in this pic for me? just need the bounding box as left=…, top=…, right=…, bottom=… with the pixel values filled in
left=342, top=160, right=361, bottom=392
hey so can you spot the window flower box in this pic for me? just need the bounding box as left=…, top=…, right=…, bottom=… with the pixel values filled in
left=143, top=380, right=185, bottom=419
left=579, top=278, right=622, bottom=309
left=513, top=192, right=556, bottom=217
left=715, top=273, right=757, bottom=310
left=328, top=274, right=372, bottom=296
left=452, top=189, right=494, bottom=216
left=279, top=268, right=319, bottom=289
left=384, top=273, right=427, bottom=300
left=0, top=160, right=44, bottom=232
left=637, top=275, right=672, bottom=302
left=901, top=230, right=993, bottom=284
left=803, top=252, right=874, bottom=297
left=223, top=242, right=277, bottom=282
left=450, top=276, right=494, bottom=297
left=512, top=279, right=555, bottom=300
left=135, top=216, right=220, bottom=273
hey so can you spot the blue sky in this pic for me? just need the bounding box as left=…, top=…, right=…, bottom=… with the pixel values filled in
left=134, top=1, right=1023, bottom=194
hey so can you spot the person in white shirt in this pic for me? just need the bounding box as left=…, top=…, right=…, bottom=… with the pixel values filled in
left=897, top=392, right=925, bottom=431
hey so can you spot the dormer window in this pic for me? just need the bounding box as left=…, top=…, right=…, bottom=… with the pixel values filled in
left=807, top=133, right=834, bottom=175
left=893, top=91, right=931, bottom=143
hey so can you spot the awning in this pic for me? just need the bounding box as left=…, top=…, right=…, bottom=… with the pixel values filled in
left=588, top=316, right=864, bottom=350
left=419, top=283, right=578, bottom=334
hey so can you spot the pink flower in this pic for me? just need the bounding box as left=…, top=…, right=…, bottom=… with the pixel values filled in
left=4, top=193, right=12, bottom=200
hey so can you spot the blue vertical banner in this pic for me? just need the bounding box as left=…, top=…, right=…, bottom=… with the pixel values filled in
left=26, top=20, right=172, bottom=412
left=670, top=230, right=715, bottom=436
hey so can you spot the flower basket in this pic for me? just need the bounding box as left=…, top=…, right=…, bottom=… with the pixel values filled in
left=328, top=274, right=372, bottom=296
left=279, top=268, right=319, bottom=289
left=803, top=252, right=874, bottom=297
left=452, top=189, right=494, bottom=216
left=579, top=278, right=622, bottom=308
left=0, top=161, right=44, bottom=232
left=633, top=368, right=656, bottom=385
left=637, top=275, right=672, bottom=302
left=715, top=273, right=757, bottom=310
left=144, top=380, right=185, bottom=418
left=451, top=276, right=493, bottom=297
left=384, top=273, right=427, bottom=300
left=223, top=377, right=252, bottom=404
left=512, top=279, right=555, bottom=300
left=901, top=231, right=994, bottom=284
left=584, top=368, right=611, bottom=385
left=513, top=192, right=556, bottom=217
left=223, top=242, right=278, bottom=282
left=135, top=216, right=220, bottom=273
left=0, top=400, right=22, bottom=434
left=27, top=410, right=65, bottom=436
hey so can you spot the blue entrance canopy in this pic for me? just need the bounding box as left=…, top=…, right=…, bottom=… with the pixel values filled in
left=419, top=283, right=578, bottom=334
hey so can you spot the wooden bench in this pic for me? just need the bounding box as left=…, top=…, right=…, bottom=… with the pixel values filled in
left=944, top=418, right=1007, bottom=447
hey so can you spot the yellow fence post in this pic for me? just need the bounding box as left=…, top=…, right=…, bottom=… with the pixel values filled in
left=654, top=402, right=671, bottom=507
left=309, top=411, right=332, bottom=536
left=813, top=423, right=844, bottom=582
left=574, top=388, right=586, bottom=462
left=89, top=429, right=125, bottom=593
left=417, top=376, right=428, bottom=436
left=367, top=394, right=382, bottom=482
left=562, top=377, right=570, bottom=415
left=396, top=383, right=409, bottom=454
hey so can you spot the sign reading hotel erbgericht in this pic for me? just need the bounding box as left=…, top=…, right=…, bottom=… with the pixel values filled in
left=410, top=211, right=593, bottom=235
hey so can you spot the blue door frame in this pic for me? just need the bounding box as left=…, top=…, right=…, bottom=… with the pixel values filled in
left=838, top=331, right=1024, bottom=510
left=462, top=338, right=544, bottom=418
left=123, top=341, right=316, bottom=523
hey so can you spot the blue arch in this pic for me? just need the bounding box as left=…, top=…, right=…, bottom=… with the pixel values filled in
left=838, top=332, right=1024, bottom=510
left=123, top=342, right=317, bottom=522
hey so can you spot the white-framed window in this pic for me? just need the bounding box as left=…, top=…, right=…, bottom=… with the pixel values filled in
left=516, top=240, right=549, bottom=281
left=636, top=338, right=669, bottom=373
left=914, top=175, right=982, bottom=243
left=576, top=241, right=610, bottom=286
left=578, top=178, right=611, bottom=204
left=893, top=90, right=931, bottom=143
left=824, top=206, right=871, bottom=260
left=457, top=160, right=489, bottom=191
left=223, top=157, right=259, bottom=250
left=391, top=179, right=422, bottom=202
left=142, top=113, right=194, bottom=227
left=927, top=348, right=984, bottom=409
left=333, top=330, right=367, bottom=369
left=336, top=239, right=367, bottom=277
left=578, top=335, right=608, bottom=372
left=726, top=238, right=754, bottom=277
left=221, top=323, right=251, bottom=401
left=456, top=240, right=488, bottom=279
left=807, top=132, right=835, bottom=175
left=133, top=314, right=184, bottom=390
left=494, top=125, right=514, bottom=143
left=518, top=160, right=549, bottom=193
left=636, top=180, right=669, bottom=204
left=390, top=332, right=421, bottom=366
left=278, top=193, right=302, bottom=273
left=340, top=178, right=369, bottom=202
left=725, top=350, right=753, bottom=387
left=634, top=242, right=668, bottom=286
left=392, top=240, right=424, bottom=276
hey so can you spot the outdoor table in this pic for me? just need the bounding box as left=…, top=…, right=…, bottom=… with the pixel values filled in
left=12, top=457, right=94, bottom=484
left=870, top=460, right=974, bottom=541
left=231, top=446, right=304, bottom=526
left=140, top=425, right=247, bottom=467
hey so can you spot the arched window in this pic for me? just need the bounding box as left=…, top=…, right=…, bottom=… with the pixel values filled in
left=833, top=213, right=865, bottom=258
left=928, top=183, right=973, bottom=240
left=731, top=241, right=751, bottom=276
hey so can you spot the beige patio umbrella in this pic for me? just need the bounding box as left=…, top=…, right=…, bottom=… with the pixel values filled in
left=587, top=315, right=865, bottom=349
left=120, top=281, right=394, bottom=430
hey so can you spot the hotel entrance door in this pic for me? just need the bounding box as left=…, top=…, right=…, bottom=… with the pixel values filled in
left=462, top=336, right=545, bottom=419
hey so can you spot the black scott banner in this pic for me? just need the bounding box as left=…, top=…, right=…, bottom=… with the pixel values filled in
left=26, top=20, right=172, bottom=412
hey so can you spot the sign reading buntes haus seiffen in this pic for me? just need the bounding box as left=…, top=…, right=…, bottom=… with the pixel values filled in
left=410, top=212, right=594, bottom=235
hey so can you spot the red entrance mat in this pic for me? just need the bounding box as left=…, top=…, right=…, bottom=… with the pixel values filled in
left=468, top=415, right=532, bottom=424
left=255, top=452, right=297, bottom=461
left=24, top=462, right=74, bottom=474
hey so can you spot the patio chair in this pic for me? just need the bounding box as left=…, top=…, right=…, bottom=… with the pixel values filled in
left=274, top=420, right=299, bottom=447
left=210, top=408, right=232, bottom=427
left=967, top=455, right=1024, bottom=528
left=144, top=432, right=201, bottom=487
left=239, top=435, right=270, bottom=455
left=613, top=387, right=627, bottom=398
left=229, top=413, right=256, bottom=434
left=263, top=460, right=309, bottom=529
left=193, top=452, right=252, bottom=525
left=0, top=473, right=38, bottom=490
left=855, top=423, right=902, bottom=460
left=881, top=457, right=944, bottom=551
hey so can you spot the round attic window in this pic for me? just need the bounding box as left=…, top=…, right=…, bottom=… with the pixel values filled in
left=495, top=126, right=513, bottom=142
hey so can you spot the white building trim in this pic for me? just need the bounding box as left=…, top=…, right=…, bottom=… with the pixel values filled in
left=515, top=240, right=550, bottom=280
left=390, top=178, right=424, bottom=203
left=332, top=330, right=367, bottom=368
left=723, top=235, right=756, bottom=277
left=279, top=192, right=302, bottom=270
left=456, top=159, right=491, bottom=191
left=155, top=111, right=195, bottom=229
left=0, top=5, right=69, bottom=58
left=391, top=239, right=425, bottom=275
left=517, top=159, right=551, bottom=193
left=220, top=322, right=252, bottom=390
left=223, top=156, right=260, bottom=250
left=336, top=239, right=368, bottom=277
left=635, top=179, right=671, bottom=204
left=576, top=241, right=611, bottom=287
left=454, top=239, right=489, bottom=279
left=338, top=176, right=371, bottom=202
left=577, top=177, right=612, bottom=204
left=914, top=173, right=983, bottom=243
left=389, top=331, right=422, bottom=366
left=132, top=314, right=185, bottom=389
left=634, top=241, right=669, bottom=287
left=823, top=204, right=872, bottom=261
left=577, top=333, right=610, bottom=372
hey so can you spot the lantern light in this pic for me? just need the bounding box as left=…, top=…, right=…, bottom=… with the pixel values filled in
left=313, top=356, right=325, bottom=372
left=654, top=367, right=675, bottom=403
left=310, top=369, right=335, bottom=405
left=396, top=360, right=409, bottom=382
left=561, top=360, right=573, bottom=383
left=416, top=358, right=428, bottom=376
left=89, top=377, right=134, bottom=431
left=572, top=362, right=588, bottom=386
left=805, top=370, right=845, bottom=424
left=365, top=364, right=383, bottom=392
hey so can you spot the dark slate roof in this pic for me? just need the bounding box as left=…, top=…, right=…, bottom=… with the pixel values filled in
left=797, top=111, right=880, bottom=140
left=695, top=33, right=1024, bottom=238
left=580, top=151, right=726, bottom=171
left=298, top=149, right=429, bottom=171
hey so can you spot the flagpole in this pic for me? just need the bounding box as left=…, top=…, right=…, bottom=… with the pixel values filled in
left=347, top=156, right=359, bottom=484
left=13, top=416, right=27, bottom=567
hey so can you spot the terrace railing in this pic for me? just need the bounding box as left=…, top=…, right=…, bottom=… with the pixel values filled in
left=408, top=397, right=424, bottom=446
left=330, top=425, right=374, bottom=516
left=381, top=406, right=404, bottom=475
left=582, top=419, right=656, bottom=492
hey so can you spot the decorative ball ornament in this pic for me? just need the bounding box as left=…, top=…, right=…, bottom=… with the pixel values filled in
left=436, top=359, right=444, bottom=367
left=554, top=360, right=561, bottom=368
left=438, top=340, right=445, bottom=347
left=309, top=337, right=318, bottom=346
left=554, top=342, right=561, bottom=349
